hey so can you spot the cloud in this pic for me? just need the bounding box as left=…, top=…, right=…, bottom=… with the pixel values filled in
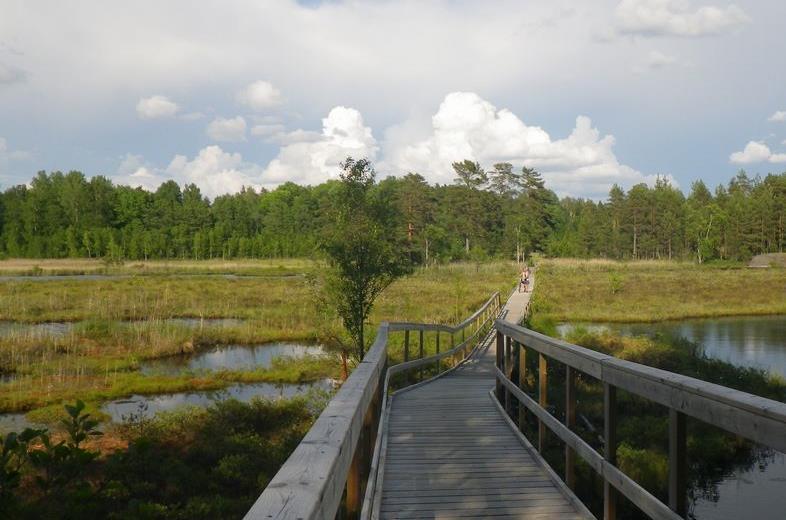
left=769, top=111, right=786, bottom=122
left=206, top=116, right=247, bottom=142
left=262, top=106, right=378, bottom=185
left=237, top=80, right=283, bottom=111
left=729, top=141, right=786, bottom=164
left=165, top=146, right=262, bottom=196
left=381, top=92, right=667, bottom=198
left=614, top=0, right=750, bottom=37
left=115, top=146, right=262, bottom=198
left=646, top=50, right=677, bottom=68
left=0, top=62, right=25, bottom=85
left=135, top=95, right=179, bottom=119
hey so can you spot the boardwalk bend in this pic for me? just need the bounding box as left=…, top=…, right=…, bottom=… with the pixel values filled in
left=246, top=280, right=786, bottom=520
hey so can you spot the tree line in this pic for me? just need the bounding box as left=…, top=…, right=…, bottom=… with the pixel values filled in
left=0, top=164, right=784, bottom=263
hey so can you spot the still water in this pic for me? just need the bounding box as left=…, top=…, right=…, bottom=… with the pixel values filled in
left=557, top=315, right=786, bottom=519
left=556, top=315, right=786, bottom=378
left=140, top=342, right=324, bottom=374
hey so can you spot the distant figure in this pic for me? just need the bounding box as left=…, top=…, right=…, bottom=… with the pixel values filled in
left=519, top=265, right=530, bottom=293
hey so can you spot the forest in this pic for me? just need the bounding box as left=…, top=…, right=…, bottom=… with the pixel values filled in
left=1, top=161, right=785, bottom=263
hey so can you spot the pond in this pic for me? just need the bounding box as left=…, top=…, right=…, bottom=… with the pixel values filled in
left=101, top=379, right=333, bottom=422
left=0, top=342, right=332, bottom=432
left=557, top=315, right=786, bottom=519
left=0, top=379, right=332, bottom=433
left=140, top=342, right=325, bottom=374
left=556, top=315, right=786, bottom=378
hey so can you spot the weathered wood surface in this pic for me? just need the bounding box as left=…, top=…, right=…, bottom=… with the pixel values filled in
left=378, top=287, right=588, bottom=519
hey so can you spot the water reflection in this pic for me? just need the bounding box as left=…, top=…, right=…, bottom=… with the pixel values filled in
left=557, top=315, right=786, bottom=378
left=140, top=342, right=324, bottom=374
left=102, top=380, right=332, bottom=422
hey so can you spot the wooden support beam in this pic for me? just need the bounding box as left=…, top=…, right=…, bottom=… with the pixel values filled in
left=435, top=331, right=441, bottom=373
left=538, top=353, right=547, bottom=453
left=504, top=335, right=512, bottom=414
left=495, top=331, right=504, bottom=402
left=565, top=366, right=577, bottom=490
left=604, top=383, right=617, bottom=520
left=418, top=329, right=424, bottom=381
left=404, top=330, right=409, bottom=362
left=669, top=409, right=687, bottom=518
left=518, top=341, right=526, bottom=432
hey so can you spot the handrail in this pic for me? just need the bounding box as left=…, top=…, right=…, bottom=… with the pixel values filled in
left=245, top=291, right=501, bottom=520
left=493, top=319, right=786, bottom=520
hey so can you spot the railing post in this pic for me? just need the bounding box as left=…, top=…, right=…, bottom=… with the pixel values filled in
left=346, top=434, right=362, bottom=517
left=436, top=330, right=441, bottom=373
left=518, top=341, right=526, bottom=432
left=404, top=329, right=409, bottom=362
left=565, top=366, right=577, bottom=489
left=504, top=335, right=512, bottom=414
left=495, top=330, right=504, bottom=402
left=669, top=409, right=687, bottom=518
left=604, top=383, right=618, bottom=520
left=418, top=329, right=424, bottom=381
left=538, top=353, right=548, bottom=452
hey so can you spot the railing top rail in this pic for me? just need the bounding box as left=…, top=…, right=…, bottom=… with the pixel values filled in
left=495, top=319, right=786, bottom=452
left=244, top=324, right=389, bottom=520
left=387, top=291, right=499, bottom=334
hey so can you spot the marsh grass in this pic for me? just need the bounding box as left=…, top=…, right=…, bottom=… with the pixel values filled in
left=0, top=261, right=517, bottom=415
left=0, top=257, right=317, bottom=276
left=532, top=258, right=786, bottom=322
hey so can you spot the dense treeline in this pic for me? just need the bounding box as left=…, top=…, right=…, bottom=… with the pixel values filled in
left=1, top=165, right=785, bottom=263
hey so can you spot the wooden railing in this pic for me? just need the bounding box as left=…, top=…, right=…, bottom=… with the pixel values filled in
left=244, top=292, right=501, bottom=520
left=493, top=321, right=786, bottom=520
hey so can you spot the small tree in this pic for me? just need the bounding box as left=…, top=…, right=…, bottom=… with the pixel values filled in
left=321, top=158, right=410, bottom=359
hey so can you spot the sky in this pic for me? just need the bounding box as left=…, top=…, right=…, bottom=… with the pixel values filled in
left=1, top=0, right=785, bottom=200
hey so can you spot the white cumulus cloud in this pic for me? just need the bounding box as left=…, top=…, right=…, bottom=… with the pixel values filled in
left=262, top=106, right=378, bottom=185
left=206, top=116, right=247, bottom=142
left=135, top=95, right=179, bottom=119
left=615, top=0, right=750, bottom=37
left=382, top=92, right=667, bottom=198
left=729, top=141, right=786, bottom=164
left=115, top=146, right=263, bottom=198
left=165, top=146, right=262, bottom=196
left=768, top=111, right=786, bottom=122
left=237, top=80, right=283, bottom=111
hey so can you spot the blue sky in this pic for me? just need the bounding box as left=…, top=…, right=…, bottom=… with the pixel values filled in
left=1, top=0, right=785, bottom=199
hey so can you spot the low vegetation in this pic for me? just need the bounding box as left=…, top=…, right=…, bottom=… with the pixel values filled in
left=1, top=397, right=326, bottom=518
left=527, top=257, right=786, bottom=518
left=0, top=261, right=516, bottom=417
left=532, top=257, right=786, bottom=322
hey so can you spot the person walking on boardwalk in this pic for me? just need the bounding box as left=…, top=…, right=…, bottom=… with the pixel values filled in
left=519, top=265, right=529, bottom=293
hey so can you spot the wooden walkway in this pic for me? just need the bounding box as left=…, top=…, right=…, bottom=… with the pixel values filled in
left=379, top=287, right=588, bottom=519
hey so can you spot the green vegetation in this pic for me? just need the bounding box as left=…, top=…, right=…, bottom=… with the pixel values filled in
left=1, top=397, right=325, bottom=518
left=527, top=257, right=786, bottom=518
left=531, top=258, right=786, bottom=323
left=2, top=167, right=786, bottom=264
left=0, top=261, right=516, bottom=416
left=319, top=158, right=411, bottom=358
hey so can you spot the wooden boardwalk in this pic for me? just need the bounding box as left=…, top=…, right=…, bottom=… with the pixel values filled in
left=379, top=287, right=588, bottom=519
